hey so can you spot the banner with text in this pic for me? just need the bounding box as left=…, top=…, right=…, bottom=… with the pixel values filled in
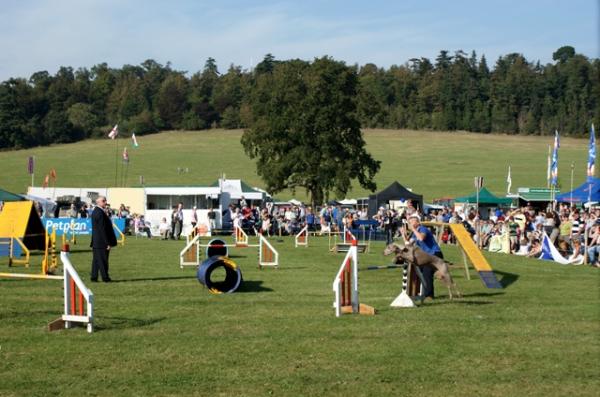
left=42, top=217, right=126, bottom=236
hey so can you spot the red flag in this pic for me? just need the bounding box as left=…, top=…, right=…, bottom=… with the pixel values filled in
left=108, top=124, right=119, bottom=139
left=49, top=168, right=57, bottom=180
left=42, top=175, right=49, bottom=189
left=122, top=147, right=129, bottom=163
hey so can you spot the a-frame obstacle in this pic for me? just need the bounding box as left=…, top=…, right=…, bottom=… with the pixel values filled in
left=422, top=222, right=502, bottom=289
left=0, top=201, right=61, bottom=280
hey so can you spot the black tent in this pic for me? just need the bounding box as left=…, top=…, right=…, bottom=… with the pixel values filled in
left=367, top=181, right=424, bottom=217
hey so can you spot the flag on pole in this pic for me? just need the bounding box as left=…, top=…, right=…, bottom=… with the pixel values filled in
left=588, top=123, right=596, bottom=182
left=122, top=147, right=129, bottom=163
left=550, top=130, right=560, bottom=187
left=42, top=174, right=49, bottom=189
left=27, top=156, right=34, bottom=175
left=131, top=132, right=139, bottom=148
left=506, top=165, right=512, bottom=194
left=49, top=168, right=57, bottom=180
left=108, top=124, right=119, bottom=139
left=539, top=233, right=570, bottom=265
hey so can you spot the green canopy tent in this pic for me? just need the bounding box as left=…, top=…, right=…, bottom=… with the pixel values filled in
left=454, top=188, right=513, bottom=220
left=0, top=188, right=25, bottom=202
left=454, top=187, right=513, bottom=205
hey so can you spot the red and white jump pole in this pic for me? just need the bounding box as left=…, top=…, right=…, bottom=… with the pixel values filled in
left=60, top=244, right=94, bottom=333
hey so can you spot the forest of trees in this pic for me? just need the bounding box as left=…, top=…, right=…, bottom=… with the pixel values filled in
left=0, top=46, right=598, bottom=150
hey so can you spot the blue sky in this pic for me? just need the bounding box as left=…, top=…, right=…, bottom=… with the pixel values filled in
left=0, top=0, right=597, bottom=80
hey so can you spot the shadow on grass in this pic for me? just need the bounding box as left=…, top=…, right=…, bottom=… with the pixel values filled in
left=236, top=280, right=273, bottom=293
left=111, top=276, right=197, bottom=283
left=494, top=270, right=519, bottom=288
left=426, top=299, right=495, bottom=306
left=94, top=316, right=165, bottom=331
left=0, top=310, right=57, bottom=320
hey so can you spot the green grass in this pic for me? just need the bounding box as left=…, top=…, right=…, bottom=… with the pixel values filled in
left=0, top=130, right=597, bottom=395
left=0, top=129, right=590, bottom=201
left=0, top=235, right=599, bottom=396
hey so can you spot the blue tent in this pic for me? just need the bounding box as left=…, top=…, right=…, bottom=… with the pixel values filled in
left=555, top=177, right=600, bottom=203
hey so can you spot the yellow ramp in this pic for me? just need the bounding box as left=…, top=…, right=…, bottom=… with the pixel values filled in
left=448, top=224, right=502, bottom=289
left=0, top=201, right=46, bottom=250
left=0, top=201, right=33, bottom=237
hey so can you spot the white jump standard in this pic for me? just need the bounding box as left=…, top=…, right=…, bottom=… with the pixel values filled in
left=332, top=239, right=375, bottom=317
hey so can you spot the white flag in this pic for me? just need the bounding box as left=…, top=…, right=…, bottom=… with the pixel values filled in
left=108, top=124, right=119, bottom=140
left=506, top=165, right=512, bottom=194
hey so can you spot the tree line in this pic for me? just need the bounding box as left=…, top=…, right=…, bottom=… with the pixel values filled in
left=0, top=46, right=598, bottom=150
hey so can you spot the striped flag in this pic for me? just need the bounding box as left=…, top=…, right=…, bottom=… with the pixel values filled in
left=122, top=147, right=129, bottom=163
left=131, top=132, right=139, bottom=148
left=108, top=124, right=119, bottom=139
left=550, top=130, right=560, bottom=187
left=588, top=124, right=596, bottom=182
left=539, top=233, right=570, bottom=265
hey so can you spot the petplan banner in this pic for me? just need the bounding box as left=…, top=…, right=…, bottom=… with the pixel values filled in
left=42, top=218, right=126, bottom=236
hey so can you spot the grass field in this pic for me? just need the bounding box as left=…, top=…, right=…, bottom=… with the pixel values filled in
left=0, top=234, right=599, bottom=396
left=0, top=129, right=590, bottom=201
left=0, top=130, right=598, bottom=396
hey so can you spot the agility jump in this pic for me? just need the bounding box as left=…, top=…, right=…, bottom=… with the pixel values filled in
left=179, top=226, right=279, bottom=269
left=295, top=225, right=308, bottom=247
left=329, top=227, right=369, bottom=253
left=332, top=239, right=375, bottom=317
left=48, top=245, right=94, bottom=333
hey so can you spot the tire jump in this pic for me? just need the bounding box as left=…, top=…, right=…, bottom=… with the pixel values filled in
left=197, top=256, right=242, bottom=294
left=205, top=238, right=228, bottom=258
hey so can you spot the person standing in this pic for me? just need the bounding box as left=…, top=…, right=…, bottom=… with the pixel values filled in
left=191, top=206, right=198, bottom=230
left=90, top=196, right=117, bottom=282
left=175, top=203, right=184, bottom=239
left=400, top=214, right=443, bottom=300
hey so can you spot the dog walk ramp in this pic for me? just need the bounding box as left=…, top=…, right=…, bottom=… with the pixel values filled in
left=448, top=224, right=502, bottom=289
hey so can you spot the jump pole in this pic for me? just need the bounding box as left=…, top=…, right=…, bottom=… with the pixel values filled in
left=390, top=263, right=416, bottom=308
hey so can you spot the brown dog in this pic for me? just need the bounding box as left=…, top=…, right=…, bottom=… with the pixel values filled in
left=384, top=243, right=461, bottom=299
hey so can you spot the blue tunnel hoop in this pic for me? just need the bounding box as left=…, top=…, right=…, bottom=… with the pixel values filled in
left=197, top=256, right=242, bottom=294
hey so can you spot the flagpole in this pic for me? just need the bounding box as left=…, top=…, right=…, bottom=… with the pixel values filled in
left=547, top=145, right=551, bottom=189
left=124, top=162, right=130, bottom=187
left=114, top=135, right=119, bottom=187
left=569, top=162, right=574, bottom=205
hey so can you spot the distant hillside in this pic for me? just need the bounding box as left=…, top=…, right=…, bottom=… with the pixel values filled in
left=0, top=129, right=589, bottom=202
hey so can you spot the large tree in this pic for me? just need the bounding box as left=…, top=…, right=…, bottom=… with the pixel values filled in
left=241, top=57, right=381, bottom=206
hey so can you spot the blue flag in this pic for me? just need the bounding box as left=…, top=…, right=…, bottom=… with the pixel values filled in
left=539, top=233, right=570, bottom=265
left=588, top=124, right=596, bottom=182
left=550, top=130, right=560, bottom=187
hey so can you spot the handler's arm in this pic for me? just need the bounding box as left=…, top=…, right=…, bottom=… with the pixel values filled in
left=410, top=224, right=427, bottom=241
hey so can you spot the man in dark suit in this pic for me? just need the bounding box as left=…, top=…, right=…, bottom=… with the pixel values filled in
left=90, top=196, right=117, bottom=282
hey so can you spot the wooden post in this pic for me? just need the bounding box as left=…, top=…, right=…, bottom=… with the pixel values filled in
left=461, top=247, right=471, bottom=280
